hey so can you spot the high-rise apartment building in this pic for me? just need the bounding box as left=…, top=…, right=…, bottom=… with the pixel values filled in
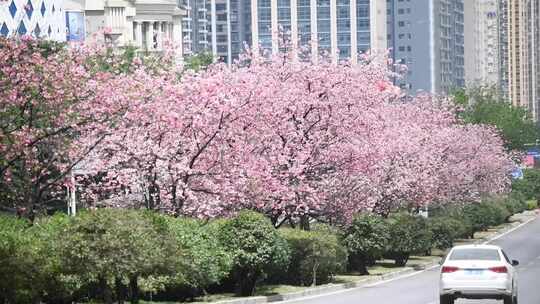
left=464, top=0, right=499, bottom=88
left=508, top=0, right=540, bottom=120
left=249, top=0, right=387, bottom=62
left=498, top=0, right=509, bottom=98
left=180, top=0, right=250, bottom=63
left=387, top=0, right=465, bottom=95
left=181, top=0, right=386, bottom=64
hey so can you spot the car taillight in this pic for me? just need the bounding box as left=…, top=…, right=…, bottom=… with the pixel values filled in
left=489, top=266, right=508, bottom=273
left=441, top=266, right=459, bottom=273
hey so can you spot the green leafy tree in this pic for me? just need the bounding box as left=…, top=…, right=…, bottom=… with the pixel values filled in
left=342, top=214, right=390, bottom=275
left=217, top=211, right=290, bottom=296
left=452, top=87, right=539, bottom=151
left=183, top=52, right=214, bottom=72
left=512, top=169, right=540, bottom=200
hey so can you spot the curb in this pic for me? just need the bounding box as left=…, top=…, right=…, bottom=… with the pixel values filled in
left=210, top=211, right=538, bottom=304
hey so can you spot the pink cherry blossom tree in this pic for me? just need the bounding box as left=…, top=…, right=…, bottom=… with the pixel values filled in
left=72, top=47, right=513, bottom=226
left=0, top=37, right=101, bottom=217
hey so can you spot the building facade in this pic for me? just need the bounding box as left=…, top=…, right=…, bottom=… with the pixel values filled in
left=387, top=0, right=465, bottom=94
left=63, top=0, right=184, bottom=56
left=181, top=0, right=386, bottom=64
left=464, top=0, right=500, bottom=88
left=0, top=0, right=66, bottom=40
left=498, top=0, right=509, bottom=98
left=508, top=0, right=540, bottom=120
left=250, top=0, right=387, bottom=62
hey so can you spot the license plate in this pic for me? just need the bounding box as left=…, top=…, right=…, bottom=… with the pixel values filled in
left=465, top=269, right=484, bottom=275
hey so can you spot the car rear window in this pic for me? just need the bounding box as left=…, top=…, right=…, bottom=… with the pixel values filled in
left=449, top=249, right=501, bottom=261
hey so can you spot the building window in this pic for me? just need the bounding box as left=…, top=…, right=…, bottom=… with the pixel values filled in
left=407, top=46, right=412, bottom=51
left=399, top=46, right=405, bottom=51
left=398, top=21, right=405, bottom=27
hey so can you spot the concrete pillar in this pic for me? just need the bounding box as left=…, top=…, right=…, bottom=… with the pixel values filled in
left=211, top=0, right=218, bottom=58
left=330, top=0, right=338, bottom=63
left=291, top=0, right=299, bottom=59
left=271, top=0, right=278, bottom=54
left=310, top=0, right=318, bottom=62
left=350, top=0, right=357, bottom=64
left=251, top=0, right=259, bottom=54
left=146, top=21, right=153, bottom=50
left=156, top=22, right=163, bottom=50
left=227, top=0, right=233, bottom=64
left=173, top=16, right=184, bottom=59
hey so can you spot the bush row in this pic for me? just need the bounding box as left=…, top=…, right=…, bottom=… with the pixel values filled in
left=1, top=194, right=533, bottom=303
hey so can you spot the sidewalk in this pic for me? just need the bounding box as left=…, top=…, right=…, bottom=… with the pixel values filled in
left=203, top=210, right=538, bottom=304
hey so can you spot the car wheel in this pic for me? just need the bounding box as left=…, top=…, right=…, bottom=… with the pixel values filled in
left=440, top=295, right=454, bottom=304
left=504, top=295, right=515, bottom=304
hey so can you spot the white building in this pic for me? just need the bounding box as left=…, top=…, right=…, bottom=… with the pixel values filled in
left=464, top=0, right=500, bottom=88
left=0, top=0, right=66, bottom=40
left=64, top=0, right=184, bottom=56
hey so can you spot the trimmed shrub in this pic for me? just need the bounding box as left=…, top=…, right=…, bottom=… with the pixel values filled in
left=158, top=216, right=232, bottom=300
left=217, top=211, right=290, bottom=296
left=461, top=203, right=494, bottom=236
left=527, top=200, right=538, bottom=210
left=503, top=193, right=528, bottom=216
left=280, top=225, right=347, bottom=286
left=51, top=209, right=184, bottom=304
left=342, top=213, right=389, bottom=275
left=31, top=213, right=77, bottom=303
left=385, top=213, right=432, bottom=266
left=427, top=217, right=465, bottom=250
left=0, top=214, right=37, bottom=304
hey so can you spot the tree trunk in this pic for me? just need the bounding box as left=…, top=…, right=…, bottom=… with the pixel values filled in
left=349, top=253, right=370, bottom=275
left=394, top=253, right=409, bottom=267
left=100, top=277, right=113, bottom=304
left=311, top=262, right=319, bottom=286
left=237, top=271, right=258, bottom=296
left=300, top=215, right=310, bottom=230
left=116, top=277, right=127, bottom=304
left=129, top=276, right=139, bottom=304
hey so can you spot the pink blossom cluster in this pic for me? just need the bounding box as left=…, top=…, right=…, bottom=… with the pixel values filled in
left=0, top=36, right=512, bottom=223
left=73, top=50, right=513, bottom=224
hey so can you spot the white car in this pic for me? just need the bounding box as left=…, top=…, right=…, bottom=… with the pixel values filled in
left=439, top=244, right=519, bottom=304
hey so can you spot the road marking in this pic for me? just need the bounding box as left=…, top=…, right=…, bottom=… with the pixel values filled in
left=482, top=216, right=538, bottom=244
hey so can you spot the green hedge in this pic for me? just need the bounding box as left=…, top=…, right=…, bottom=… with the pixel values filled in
left=280, top=225, right=347, bottom=286
left=1, top=193, right=533, bottom=303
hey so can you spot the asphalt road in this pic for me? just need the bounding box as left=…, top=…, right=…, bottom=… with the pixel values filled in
left=282, top=216, right=540, bottom=304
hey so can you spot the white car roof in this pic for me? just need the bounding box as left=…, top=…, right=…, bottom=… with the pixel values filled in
left=450, top=244, right=502, bottom=250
